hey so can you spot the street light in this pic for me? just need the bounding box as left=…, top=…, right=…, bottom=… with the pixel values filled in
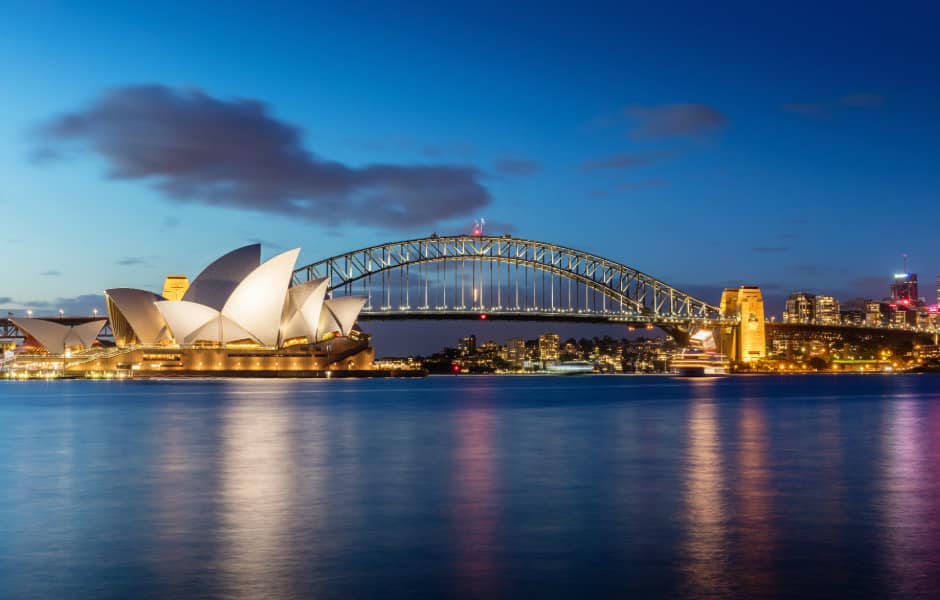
left=26, top=309, right=32, bottom=318
left=93, top=308, right=98, bottom=317
left=58, top=309, right=64, bottom=318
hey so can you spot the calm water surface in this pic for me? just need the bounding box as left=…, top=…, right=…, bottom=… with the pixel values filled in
left=1, top=375, right=940, bottom=599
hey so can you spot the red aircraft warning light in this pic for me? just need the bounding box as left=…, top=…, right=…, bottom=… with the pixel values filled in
left=479, top=313, right=487, bottom=320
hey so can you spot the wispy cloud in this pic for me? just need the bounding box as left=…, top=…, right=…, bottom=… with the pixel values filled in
left=580, top=150, right=674, bottom=171
left=626, top=103, right=728, bottom=139
left=40, top=270, right=62, bottom=276
left=116, top=256, right=149, bottom=266
left=33, top=84, right=491, bottom=229
left=492, top=157, right=540, bottom=176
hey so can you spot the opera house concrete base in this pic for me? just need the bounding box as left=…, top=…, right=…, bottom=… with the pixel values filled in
left=6, top=336, right=428, bottom=379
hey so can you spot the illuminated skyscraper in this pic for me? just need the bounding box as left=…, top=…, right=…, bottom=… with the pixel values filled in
left=813, top=295, right=840, bottom=325
left=538, top=333, right=560, bottom=361
left=890, top=272, right=918, bottom=305
left=784, top=292, right=815, bottom=324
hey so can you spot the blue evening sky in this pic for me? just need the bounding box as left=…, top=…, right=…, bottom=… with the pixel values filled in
left=2, top=1, right=939, bottom=351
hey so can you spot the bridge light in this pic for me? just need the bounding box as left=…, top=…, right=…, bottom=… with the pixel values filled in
left=479, top=313, right=487, bottom=320
left=452, top=363, right=461, bottom=374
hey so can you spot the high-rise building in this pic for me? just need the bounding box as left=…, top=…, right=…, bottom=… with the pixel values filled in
left=890, top=272, right=918, bottom=305
left=784, top=292, right=815, bottom=324
left=538, top=333, right=560, bottom=361
left=458, top=335, right=476, bottom=356
left=736, top=287, right=766, bottom=363
left=161, top=275, right=189, bottom=301
left=507, top=338, right=526, bottom=366
left=813, top=295, right=840, bottom=325
left=865, top=301, right=883, bottom=327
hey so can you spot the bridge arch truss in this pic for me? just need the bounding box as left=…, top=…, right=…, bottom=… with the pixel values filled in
left=294, top=235, right=723, bottom=324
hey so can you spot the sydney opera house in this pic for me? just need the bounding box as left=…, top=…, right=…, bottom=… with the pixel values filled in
left=8, top=244, right=377, bottom=376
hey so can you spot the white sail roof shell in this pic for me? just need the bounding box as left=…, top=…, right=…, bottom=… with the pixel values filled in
left=105, top=288, right=170, bottom=344
left=11, top=318, right=106, bottom=354
left=318, top=297, right=367, bottom=338
left=280, top=278, right=329, bottom=342
left=182, top=244, right=261, bottom=310
left=221, top=248, right=300, bottom=347
left=155, top=300, right=221, bottom=345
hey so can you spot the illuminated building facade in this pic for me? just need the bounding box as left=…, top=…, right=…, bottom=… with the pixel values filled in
left=737, top=287, right=766, bottom=362
left=890, top=272, right=919, bottom=305
left=813, top=295, right=840, bottom=325
left=538, top=333, right=560, bottom=361
left=161, top=275, right=190, bottom=301
left=718, top=286, right=766, bottom=363
left=784, top=292, right=815, bottom=324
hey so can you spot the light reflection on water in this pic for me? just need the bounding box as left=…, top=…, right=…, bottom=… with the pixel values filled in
left=1, top=375, right=940, bottom=598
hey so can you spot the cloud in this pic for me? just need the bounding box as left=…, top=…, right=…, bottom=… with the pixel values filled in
left=33, top=84, right=491, bottom=229
left=840, top=93, right=885, bottom=108
left=580, top=150, right=673, bottom=171
left=116, top=256, right=149, bottom=266
left=492, top=157, right=539, bottom=176
left=40, top=270, right=62, bottom=276
left=421, top=141, right=474, bottom=158
left=19, top=294, right=106, bottom=316
left=781, top=103, right=825, bottom=116
left=625, top=103, right=727, bottom=139
left=0, top=296, right=12, bottom=304
left=751, top=246, right=789, bottom=254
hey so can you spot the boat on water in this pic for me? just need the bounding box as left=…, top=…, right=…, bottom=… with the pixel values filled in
left=670, top=349, right=729, bottom=377
left=545, top=360, right=595, bottom=375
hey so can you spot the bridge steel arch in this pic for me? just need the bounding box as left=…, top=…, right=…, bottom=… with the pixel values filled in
left=294, top=235, right=724, bottom=325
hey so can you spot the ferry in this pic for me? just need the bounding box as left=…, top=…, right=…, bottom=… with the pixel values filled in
left=669, top=349, right=729, bottom=377
left=545, top=360, right=596, bottom=375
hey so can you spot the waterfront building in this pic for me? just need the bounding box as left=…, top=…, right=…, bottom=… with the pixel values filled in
left=784, top=292, right=815, bottom=324
left=814, top=295, right=840, bottom=325
left=9, top=244, right=373, bottom=375
left=457, top=335, right=476, bottom=356
left=506, top=338, right=526, bottom=366
left=538, top=333, right=560, bottom=361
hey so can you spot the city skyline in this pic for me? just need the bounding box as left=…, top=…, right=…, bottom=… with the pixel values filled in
left=3, top=2, right=940, bottom=351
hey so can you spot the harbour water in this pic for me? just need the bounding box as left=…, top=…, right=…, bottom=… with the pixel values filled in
left=1, top=375, right=939, bottom=598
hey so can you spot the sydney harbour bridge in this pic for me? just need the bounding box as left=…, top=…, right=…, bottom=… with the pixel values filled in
left=292, top=234, right=727, bottom=341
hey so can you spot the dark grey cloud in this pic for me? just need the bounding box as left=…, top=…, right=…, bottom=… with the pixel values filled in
left=19, top=294, right=106, bottom=317
left=245, top=237, right=285, bottom=251
left=116, top=256, right=149, bottom=266
left=0, top=296, right=12, bottom=304
left=421, top=141, right=474, bottom=158
left=752, top=246, right=789, bottom=254
left=626, top=103, right=727, bottom=139
left=580, top=150, right=673, bottom=171
left=33, top=85, right=490, bottom=229
left=40, top=270, right=62, bottom=276
left=840, top=93, right=886, bottom=108
left=492, top=157, right=539, bottom=176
